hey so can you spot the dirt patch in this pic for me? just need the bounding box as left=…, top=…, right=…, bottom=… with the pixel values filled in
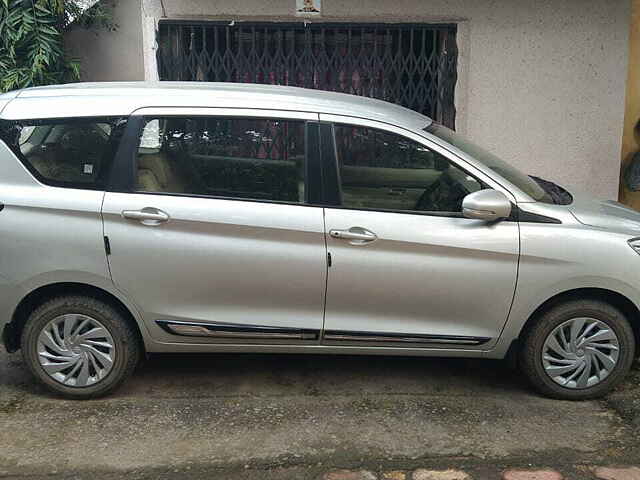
left=605, top=359, right=640, bottom=428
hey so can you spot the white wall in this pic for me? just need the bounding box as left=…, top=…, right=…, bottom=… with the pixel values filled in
left=78, top=0, right=632, bottom=199
left=65, top=0, right=145, bottom=82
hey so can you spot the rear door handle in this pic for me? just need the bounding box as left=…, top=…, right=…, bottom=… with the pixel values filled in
left=122, top=207, right=170, bottom=225
left=329, top=227, right=378, bottom=245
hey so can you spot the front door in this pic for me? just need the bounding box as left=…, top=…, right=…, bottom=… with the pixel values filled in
left=103, top=109, right=327, bottom=343
left=321, top=119, right=519, bottom=349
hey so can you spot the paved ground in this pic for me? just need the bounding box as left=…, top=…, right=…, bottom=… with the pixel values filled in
left=1, top=345, right=639, bottom=479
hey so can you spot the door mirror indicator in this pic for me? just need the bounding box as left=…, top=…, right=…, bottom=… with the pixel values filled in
left=462, top=190, right=512, bottom=222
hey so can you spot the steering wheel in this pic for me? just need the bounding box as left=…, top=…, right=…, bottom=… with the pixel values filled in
left=415, top=170, right=470, bottom=213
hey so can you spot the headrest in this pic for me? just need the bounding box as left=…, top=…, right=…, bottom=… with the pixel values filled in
left=137, top=168, right=161, bottom=192
left=138, top=153, right=171, bottom=188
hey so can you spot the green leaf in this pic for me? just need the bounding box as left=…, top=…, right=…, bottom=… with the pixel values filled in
left=0, top=0, right=117, bottom=93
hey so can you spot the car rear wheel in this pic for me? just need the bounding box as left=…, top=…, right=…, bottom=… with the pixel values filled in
left=21, top=295, right=140, bottom=399
left=520, top=299, right=636, bottom=400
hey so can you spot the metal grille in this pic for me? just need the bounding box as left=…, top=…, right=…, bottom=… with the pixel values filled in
left=157, top=21, right=458, bottom=128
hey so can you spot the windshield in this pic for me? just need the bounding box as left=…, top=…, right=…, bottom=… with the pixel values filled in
left=425, top=123, right=554, bottom=203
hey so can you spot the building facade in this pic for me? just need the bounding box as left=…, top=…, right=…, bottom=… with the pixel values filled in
left=65, top=0, right=631, bottom=200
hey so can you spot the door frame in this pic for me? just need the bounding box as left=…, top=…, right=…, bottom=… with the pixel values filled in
left=316, top=114, right=521, bottom=350
left=102, top=106, right=330, bottom=346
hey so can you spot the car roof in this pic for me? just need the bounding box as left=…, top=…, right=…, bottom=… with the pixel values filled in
left=0, top=82, right=432, bottom=130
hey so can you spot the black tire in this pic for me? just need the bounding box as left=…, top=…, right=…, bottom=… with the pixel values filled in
left=520, top=299, right=636, bottom=400
left=21, top=295, right=141, bottom=399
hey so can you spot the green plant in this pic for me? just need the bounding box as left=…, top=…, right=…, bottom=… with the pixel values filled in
left=0, top=0, right=116, bottom=93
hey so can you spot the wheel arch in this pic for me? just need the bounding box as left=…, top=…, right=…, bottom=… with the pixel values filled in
left=519, top=287, right=640, bottom=350
left=3, top=282, right=147, bottom=353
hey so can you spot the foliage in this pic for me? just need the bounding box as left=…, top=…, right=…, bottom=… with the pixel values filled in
left=0, top=0, right=117, bottom=93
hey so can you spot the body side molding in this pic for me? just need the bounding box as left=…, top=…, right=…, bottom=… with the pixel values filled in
left=156, top=320, right=319, bottom=341
left=323, top=330, right=491, bottom=346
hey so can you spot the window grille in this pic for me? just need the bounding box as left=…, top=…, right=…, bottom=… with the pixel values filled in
left=157, top=21, right=458, bottom=128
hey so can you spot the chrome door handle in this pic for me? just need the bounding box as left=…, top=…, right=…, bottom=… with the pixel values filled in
left=329, top=227, right=378, bottom=244
left=122, top=208, right=170, bottom=225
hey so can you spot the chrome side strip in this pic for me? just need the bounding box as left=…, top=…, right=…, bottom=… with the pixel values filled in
left=323, top=330, right=491, bottom=346
left=157, top=321, right=489, bottom=347
left=156, top=320, right=319, bottom=341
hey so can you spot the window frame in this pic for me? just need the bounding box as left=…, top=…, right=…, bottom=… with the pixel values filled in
left=108, top=108, right=322, bottom=207
left=0, top=116, right=127, bottom=191
left=318, top=114, right=517, bottom=218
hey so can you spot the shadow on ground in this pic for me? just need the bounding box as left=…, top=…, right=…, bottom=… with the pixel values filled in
left=2, top=347, right=532, bottom=399
left=1, top=347, right=639, bottom=477
left=122, top=352, right=529, bottom=399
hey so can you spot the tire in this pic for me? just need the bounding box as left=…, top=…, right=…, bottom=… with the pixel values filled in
left=520, top=299, right=636, bottom=400
left=21, top=295, right=141, bottom=399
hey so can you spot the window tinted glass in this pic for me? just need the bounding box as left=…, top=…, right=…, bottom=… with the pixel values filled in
left=0, top=118, right=125, bottom=189
left=334, top=125, right=484, bottom=214
left=425, top=123, right=555, bottom=203
left=136, top=117, right=306, bottom=203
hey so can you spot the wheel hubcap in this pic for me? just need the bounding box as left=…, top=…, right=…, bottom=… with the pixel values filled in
left=36, top=314, right=115, bottom=387
left=542, top=317, right=620, bottom=389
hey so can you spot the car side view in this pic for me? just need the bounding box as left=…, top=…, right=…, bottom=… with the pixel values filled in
left=0, top=82, right=638, bottom=400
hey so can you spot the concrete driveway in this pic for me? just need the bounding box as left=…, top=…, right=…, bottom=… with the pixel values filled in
left=1, top=345, right=638, bottom=479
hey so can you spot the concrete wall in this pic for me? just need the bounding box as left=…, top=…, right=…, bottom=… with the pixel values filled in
left=65, top=0, right=145, bottom=82
left=75, top=0, right=631, bottom=199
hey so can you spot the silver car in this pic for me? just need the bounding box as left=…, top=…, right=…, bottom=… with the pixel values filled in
left=0, top=82, right=637, bottom=400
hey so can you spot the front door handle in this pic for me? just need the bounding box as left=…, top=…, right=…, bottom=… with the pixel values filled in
left=329, top=227, right=378, bottom=245
left=122, top=207, right=170, bottom=226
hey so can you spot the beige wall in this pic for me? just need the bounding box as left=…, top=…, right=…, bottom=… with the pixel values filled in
left=620, top=0, right=640, bottom=208
left=65, top=0, right=145, bottom=82
left=72, top=0, right=631, bottom=199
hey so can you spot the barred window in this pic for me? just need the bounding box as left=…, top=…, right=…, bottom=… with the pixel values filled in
left=157, top=22, right=458, bottom=128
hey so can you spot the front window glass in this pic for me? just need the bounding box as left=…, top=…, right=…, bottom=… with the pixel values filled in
left=136, top=117, right=306, bottom=203
left=425, top=123, right=554, bottom=203
left=0, top=118, right=125, bottom=189
left=334, top=124, right=485, bottom=214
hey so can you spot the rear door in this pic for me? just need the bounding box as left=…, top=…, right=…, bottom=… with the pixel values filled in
left=102, top=108, right=327, bottom=344
left=319, top=116, right=520, bottom=349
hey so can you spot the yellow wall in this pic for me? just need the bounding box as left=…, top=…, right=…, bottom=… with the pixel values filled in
left=620, top=0, right=640, bottom=207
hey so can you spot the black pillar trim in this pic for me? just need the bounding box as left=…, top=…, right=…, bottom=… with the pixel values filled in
left=319, top=122, right=341, bottom=206
left=107, top=115, right=144, bottom=193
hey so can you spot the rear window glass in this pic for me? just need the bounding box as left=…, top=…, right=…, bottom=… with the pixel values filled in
left=0, top=117, right=126, bottom=189
left=134, top=116, right=306, bottom=203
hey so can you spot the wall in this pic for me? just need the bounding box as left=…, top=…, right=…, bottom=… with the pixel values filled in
left=620, top=0, right=640, bottom=208
left=86, top=0, right=633, bottom=200
left=65, top=0, right=145, bottom=82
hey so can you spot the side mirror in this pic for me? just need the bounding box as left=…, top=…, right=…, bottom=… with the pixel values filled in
left=462, top=190, right=512, bottom=222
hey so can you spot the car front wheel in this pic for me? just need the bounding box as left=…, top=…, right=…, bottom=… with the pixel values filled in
left=520, top=299, right=636, bottom=400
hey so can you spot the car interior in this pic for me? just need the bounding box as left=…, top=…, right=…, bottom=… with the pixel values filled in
left=14, top=117, right=482, bottom=213
left=336, top=126, right=484, bottom=213
left=19, top=122, right=113, bottom=186
left=136, top=118, right=305, bottom=202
